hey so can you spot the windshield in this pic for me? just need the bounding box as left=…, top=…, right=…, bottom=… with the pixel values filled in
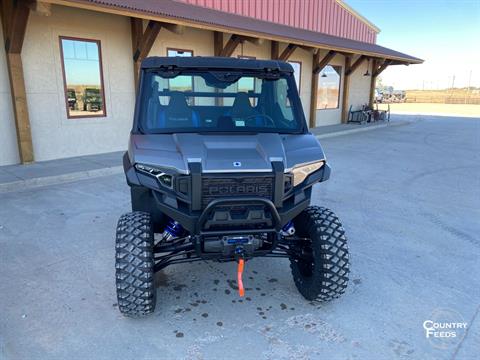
left=137, top=70, right=306, bottom=134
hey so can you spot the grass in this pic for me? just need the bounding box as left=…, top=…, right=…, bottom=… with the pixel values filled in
left=405, top=89, right=480, bottom=104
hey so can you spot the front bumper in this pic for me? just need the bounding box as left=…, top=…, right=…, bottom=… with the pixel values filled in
left=123, top=152, right=330, bottom=234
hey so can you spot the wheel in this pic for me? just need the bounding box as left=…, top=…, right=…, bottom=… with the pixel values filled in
left=289, top=206, right=349, bottom=301
left=115, top=211, right=156, bottom=317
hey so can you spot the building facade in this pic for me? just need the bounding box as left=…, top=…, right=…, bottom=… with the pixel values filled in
left=0, top=0, right=421, bottom=166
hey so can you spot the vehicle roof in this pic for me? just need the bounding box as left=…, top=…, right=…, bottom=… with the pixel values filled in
left=141, top=56, right=294, bottom=72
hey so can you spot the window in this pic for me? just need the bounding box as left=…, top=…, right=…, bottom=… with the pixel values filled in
left=317, top=65, right=341, bottom=110
left=59, top=37, right=106, bottom=118
left=167, top=49, right=193, bottom=57
left=138, top=71, right=304, bottom=134
left=167, top=49, right=194, bottom=105
left=288, top=61, right=301, bottom=90
left=235, top=56, right=257, bottom=105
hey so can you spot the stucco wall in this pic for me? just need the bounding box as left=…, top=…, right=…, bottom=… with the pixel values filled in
left=314, top=51, right=345, bottom=126
left=283, top=45, right=313, bottom=125
left=20, top=5, right=135, bottom=162
left=348, top=55, right=373, bottom=110
left=312, top=53, right=372, bottom=127
left=1, top=6, right=374, bottom=165
left=150, top=25, right=214, bottom=57
left=0, top=20, right=20, bottom=166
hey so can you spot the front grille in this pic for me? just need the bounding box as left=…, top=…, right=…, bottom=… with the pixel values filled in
left=202, top=175, right=274, bottom=207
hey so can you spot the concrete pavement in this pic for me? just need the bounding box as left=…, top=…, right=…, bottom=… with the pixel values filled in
left=0, top=115, right=479, bottom=359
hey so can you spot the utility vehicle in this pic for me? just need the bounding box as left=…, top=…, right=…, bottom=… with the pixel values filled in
left=82, top=88, right=102, bottom=112
left=116, top=57, right=349, bottom=317
left=67, top=89, right=77, bottom=110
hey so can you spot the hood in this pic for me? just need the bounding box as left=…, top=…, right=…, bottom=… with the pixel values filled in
left=130, top=133, right=325, bottom=174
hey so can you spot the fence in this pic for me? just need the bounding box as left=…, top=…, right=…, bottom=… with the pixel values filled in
left=405, top=96, right=480, bottom=105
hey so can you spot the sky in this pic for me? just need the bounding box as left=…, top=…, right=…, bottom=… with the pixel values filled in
left=346, top=0, right=480, bottom=90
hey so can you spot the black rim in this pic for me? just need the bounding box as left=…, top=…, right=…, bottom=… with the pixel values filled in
left=293, top=237, right=315, bottom=277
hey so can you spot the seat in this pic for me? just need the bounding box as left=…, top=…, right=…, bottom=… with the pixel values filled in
left=230, top=92, right=263, bottom=126
left=145, top=81, right=162, bottom=129
left=159, top=92, right=199, bottom=128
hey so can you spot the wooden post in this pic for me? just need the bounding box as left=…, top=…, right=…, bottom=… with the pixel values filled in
left=345, top=55, right=367, bottom=76
left=341, top=56, right=351, bottom=124
left=6, top=53, right=33, bottom=163
left=131, top=19, right=162, bottom=91
left=309, top=50, right=337, bottom=128
left=271, top=40, right=279, bottom=60
left=130, top=17, right=143, bottom=92
left=214, top=31, right=223, bottom=56
left=368, top=59, right=377, bottom=108
left=309, top=50, right=320, bottom=128
left=1, top=0, right=34, bottom=163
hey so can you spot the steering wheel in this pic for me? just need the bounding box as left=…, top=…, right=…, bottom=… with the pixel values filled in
left=244, top=114, right=275, bottom=127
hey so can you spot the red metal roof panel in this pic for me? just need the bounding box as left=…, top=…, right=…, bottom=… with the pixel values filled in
left=61, top=0, right=423, bottom=63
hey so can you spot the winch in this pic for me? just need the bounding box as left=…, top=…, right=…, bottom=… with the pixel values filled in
left=203, top=234, right=263, bottom=256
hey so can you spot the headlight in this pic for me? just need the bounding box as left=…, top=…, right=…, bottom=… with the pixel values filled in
left=291, top=161, right=324, bottom=187
left=135, top=164, right=173, bottom=189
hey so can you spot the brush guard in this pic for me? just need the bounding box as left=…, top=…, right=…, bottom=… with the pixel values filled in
left=152, top=197, right=310, bottom=272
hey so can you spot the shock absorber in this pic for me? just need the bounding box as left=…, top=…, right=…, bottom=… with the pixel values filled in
left=161, top=219, right=184, bottom=241
left=281, top=220, right=296, bottom=236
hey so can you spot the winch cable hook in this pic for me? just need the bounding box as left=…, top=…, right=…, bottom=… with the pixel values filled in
left=237, top=258, right=245, bottom=297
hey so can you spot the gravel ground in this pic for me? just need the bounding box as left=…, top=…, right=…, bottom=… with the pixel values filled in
left=1, top=115, right=479, bottom=359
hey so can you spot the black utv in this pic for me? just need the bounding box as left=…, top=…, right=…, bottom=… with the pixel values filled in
left=116, top=56, right=349, bottom=317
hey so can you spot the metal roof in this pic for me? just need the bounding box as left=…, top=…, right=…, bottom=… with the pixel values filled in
left=49, top=0, right=423, bottom=64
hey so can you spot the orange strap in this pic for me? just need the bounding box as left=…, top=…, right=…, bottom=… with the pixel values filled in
left=237, top=259, right=245, bottom=297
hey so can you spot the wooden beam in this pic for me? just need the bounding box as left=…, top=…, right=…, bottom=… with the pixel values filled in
left=134, top=20, right=161, bottom=62
left=278, top=43, right=297, bottom=61
left=368, top=59, right=377, bottom=108
left=1, top=0, right=34, bottom=163
left=271, top=40, right=279, bottom=60
left=6, top=53, right=34, bottom=163
left=220, top=34, right=243, bottom=57
left=130, top=17, right=143, bottom=92
left=241, top=35, right=263, bottom=46
left=341, top=56, right=351, bottom=124
left=374, top=59, right=392, bottom=77
left=28, top=1, right=52, bottom=16
left=1, top=0, right=13, bottom=41
left=131, top=19, right=162, bottom=91
left=214, top=31, right=223, bottom=56
left=345, top=55, right=367, bottom=76
left=160, top=22, right=184, bottom=35
left=309, top=50, right=321, bottom=128
left=4, top=0, right=30, bottom=53
left=298, top=45, right=315, bottom=53
left=312, top=50, right=337, bottom=74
